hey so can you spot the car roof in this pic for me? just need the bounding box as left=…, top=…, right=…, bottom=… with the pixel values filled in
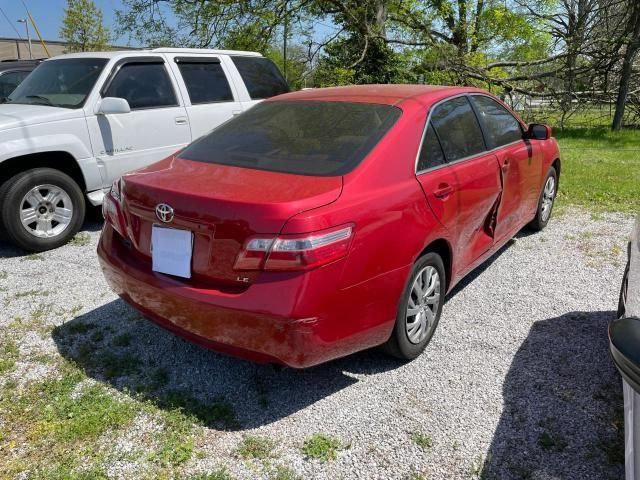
left=51, top=48, right=262, bottom=61
left=0, top=60, right=41, bottom=72
left=272, top=84, right=488, bottom=106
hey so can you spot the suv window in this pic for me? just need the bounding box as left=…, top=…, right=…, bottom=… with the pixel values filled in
left=176, top=59, right=234, bottom=104
left=417, top=123, right=446, bottom=171
left=179, top=100, right=401, bottom=176
left=0, top=71, right=29, bottom=98
left=104, top=62, right=177, bottom=109
left=230, top=56, right=289, bottom=99
left=470, top=95, right=523, bottom=148
left=430, top=96, right=486, bottom=161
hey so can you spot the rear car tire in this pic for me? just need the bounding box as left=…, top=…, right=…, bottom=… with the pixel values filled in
left=383, top=252, right=446, bottom=360
left=0, top=168, right=85, bottom=252
left=528, top=166, right=557, bottom=231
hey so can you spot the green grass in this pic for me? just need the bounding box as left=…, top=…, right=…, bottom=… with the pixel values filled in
left=69, top=232, right=91, bottom=246
left=411, top=432, right=433, bottom=449
left=187, top=469, right=235, bottom=480
left=236, top=434, right=277, bottom=460
left=301, top=433, right=341, bottom=462
left=554, top=128, right=640, bottom=213
left=0, top=338, right=19, bottom=374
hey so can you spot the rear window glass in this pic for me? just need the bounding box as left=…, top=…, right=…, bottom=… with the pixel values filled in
left=231, top=56, right=289, bottom=99
left=179, top=101, right=402, bottom=176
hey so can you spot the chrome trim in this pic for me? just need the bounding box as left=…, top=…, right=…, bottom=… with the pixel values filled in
left=414, top=92, right=527, bottom=177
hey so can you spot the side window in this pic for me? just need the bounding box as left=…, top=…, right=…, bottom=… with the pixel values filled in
left=0, top=71, right=29, bottom=98
left=176, top=59, right=234, bottom=104
left=430, top=96, right=486, bottom=162
left=104, top=62, right=177, bottom=109
left=417, top=124, right=446, bottom=171
left=470, top=95, right=523, bottom=148
left=230, top=56, right=289, bottom=99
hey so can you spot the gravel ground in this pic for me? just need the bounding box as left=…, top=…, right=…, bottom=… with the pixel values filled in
left=0, top=208, right=633, bottom=479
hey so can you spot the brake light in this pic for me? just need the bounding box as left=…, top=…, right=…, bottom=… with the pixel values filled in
left=234, top=225, right=354, bottom=271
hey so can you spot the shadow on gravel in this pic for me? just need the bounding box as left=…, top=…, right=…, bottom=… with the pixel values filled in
left=52, top=299, right=403, bottom=430
left=483, top=310, right=624, bottom=480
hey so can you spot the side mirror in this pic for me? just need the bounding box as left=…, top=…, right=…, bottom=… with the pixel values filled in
left=525, top=123, right=551, bottom=140
left=609, top=316, right=640, bottom=393
left=97, top=97, right=131, bottom=115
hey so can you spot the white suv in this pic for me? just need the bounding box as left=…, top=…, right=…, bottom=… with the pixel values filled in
left=0, top=48, right=289, bottom=251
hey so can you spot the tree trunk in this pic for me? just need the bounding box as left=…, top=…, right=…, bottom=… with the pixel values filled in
left=612, top=2, right=640, bottom=130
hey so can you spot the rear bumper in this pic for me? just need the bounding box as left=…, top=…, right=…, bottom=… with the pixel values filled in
left=97, top=224, right=394, bottom=368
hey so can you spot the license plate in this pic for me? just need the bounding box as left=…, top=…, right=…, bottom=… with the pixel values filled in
left=151, top=224, right=193, bottom=278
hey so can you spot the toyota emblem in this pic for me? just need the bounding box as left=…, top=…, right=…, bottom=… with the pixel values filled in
left=155, top=203, right=174, bottom=223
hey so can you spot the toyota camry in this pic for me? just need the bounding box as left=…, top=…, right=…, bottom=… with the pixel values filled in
left=98, top=85, right=560, bottom=368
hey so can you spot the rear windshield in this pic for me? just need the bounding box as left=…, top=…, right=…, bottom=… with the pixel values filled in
left=179, top=101, right=402, bottom=176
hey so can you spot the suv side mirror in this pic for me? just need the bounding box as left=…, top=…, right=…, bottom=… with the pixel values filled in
left=609, top=316, right=640, bottom=393
left=525, top=123, right=551, bottom=140
left=97, top=97, right=131, bottom=115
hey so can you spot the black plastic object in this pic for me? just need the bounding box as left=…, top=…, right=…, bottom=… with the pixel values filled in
left=610, top=316, right=640, bottom=393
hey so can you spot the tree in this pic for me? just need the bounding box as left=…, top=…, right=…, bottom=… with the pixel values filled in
left=612, top=0, right=640, bottom=130
left=60, top=0, right=110, bottom=52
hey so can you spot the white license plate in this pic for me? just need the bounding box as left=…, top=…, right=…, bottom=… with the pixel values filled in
left=151, top=224, right=193, bottom=278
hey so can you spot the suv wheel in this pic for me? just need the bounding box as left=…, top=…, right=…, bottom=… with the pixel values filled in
left=0, top=168, right=85, bottom=252
left=383, top=252, right=446, bottom=360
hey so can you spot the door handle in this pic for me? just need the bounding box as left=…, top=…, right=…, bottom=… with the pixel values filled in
left=433, top=183, right=454, bottom=198
left=232, top=110, right=242, bottom=116
left=175, top=116, right=188, bottom=125
left=501, top=159, right=510, bottom=172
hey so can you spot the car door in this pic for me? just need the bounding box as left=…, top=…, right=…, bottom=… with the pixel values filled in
left=423, top=95, right=502, bottom=274
left=86, top=57, right=191, bottom=184
left=469, top=94, right=540, bottom=241
left=166, top=55, right=245, bottom=141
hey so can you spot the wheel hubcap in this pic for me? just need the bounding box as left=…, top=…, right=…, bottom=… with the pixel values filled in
left=406, top=266, right=441, bottom=344
left=541, top=176, right=555, bottom=222
left=19, top=184, right=73, bottom=238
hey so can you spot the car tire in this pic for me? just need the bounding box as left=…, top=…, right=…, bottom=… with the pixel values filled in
left=383, top=252, right=446, bottom=360
left=618, top=253, right=630, bottom=318
left=528, top=166, right=557, bottom=231
left=0, top=168, right=85, bottom=252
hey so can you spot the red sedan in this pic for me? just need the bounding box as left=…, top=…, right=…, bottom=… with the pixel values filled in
left=98, top=85, right=560, bottom=368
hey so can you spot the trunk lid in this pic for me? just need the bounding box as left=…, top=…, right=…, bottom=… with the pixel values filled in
left=120, top=156, right=342, bottom=286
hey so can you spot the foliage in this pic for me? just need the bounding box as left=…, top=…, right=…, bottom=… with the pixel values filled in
left=301, top=433, right=341, bottom=461
left=60, top=0, right=110, bottom=52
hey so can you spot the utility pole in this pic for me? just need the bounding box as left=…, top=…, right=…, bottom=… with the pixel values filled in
left=17, top=18, right=32, bottom=59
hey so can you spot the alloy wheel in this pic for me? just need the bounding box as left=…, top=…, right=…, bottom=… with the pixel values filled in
left=541, top=176, right=555, bottom=222
left=19, top=184, right=73, bottom=239
left=406, top=266, right=441, bottom=344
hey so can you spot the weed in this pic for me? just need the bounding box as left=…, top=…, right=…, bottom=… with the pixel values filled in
left=21, top=253, right=45, bottom=261
left=269, top=465, right=302, bottom=480
left=302, top=433, right=341, bottom=462
left=236, top=434, right=276, bottom=460
left=112, top=333, right=132, bottom=347
left=69, top=232, right=91, bottom=247
left=412, top=432, right=433, bottom=449
left=538, top=431, right=568, bottom=452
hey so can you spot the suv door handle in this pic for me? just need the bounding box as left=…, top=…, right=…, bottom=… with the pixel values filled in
left=232, top=110, right=242, bottom=116
left=433, top=184, right=454, bottom=198
left=501, top=159, right=510, bottom=172
left=175, top=116, right=188, bottom=125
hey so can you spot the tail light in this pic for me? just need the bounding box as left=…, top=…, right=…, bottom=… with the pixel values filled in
left=234, top=225, right=354, bottom=271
